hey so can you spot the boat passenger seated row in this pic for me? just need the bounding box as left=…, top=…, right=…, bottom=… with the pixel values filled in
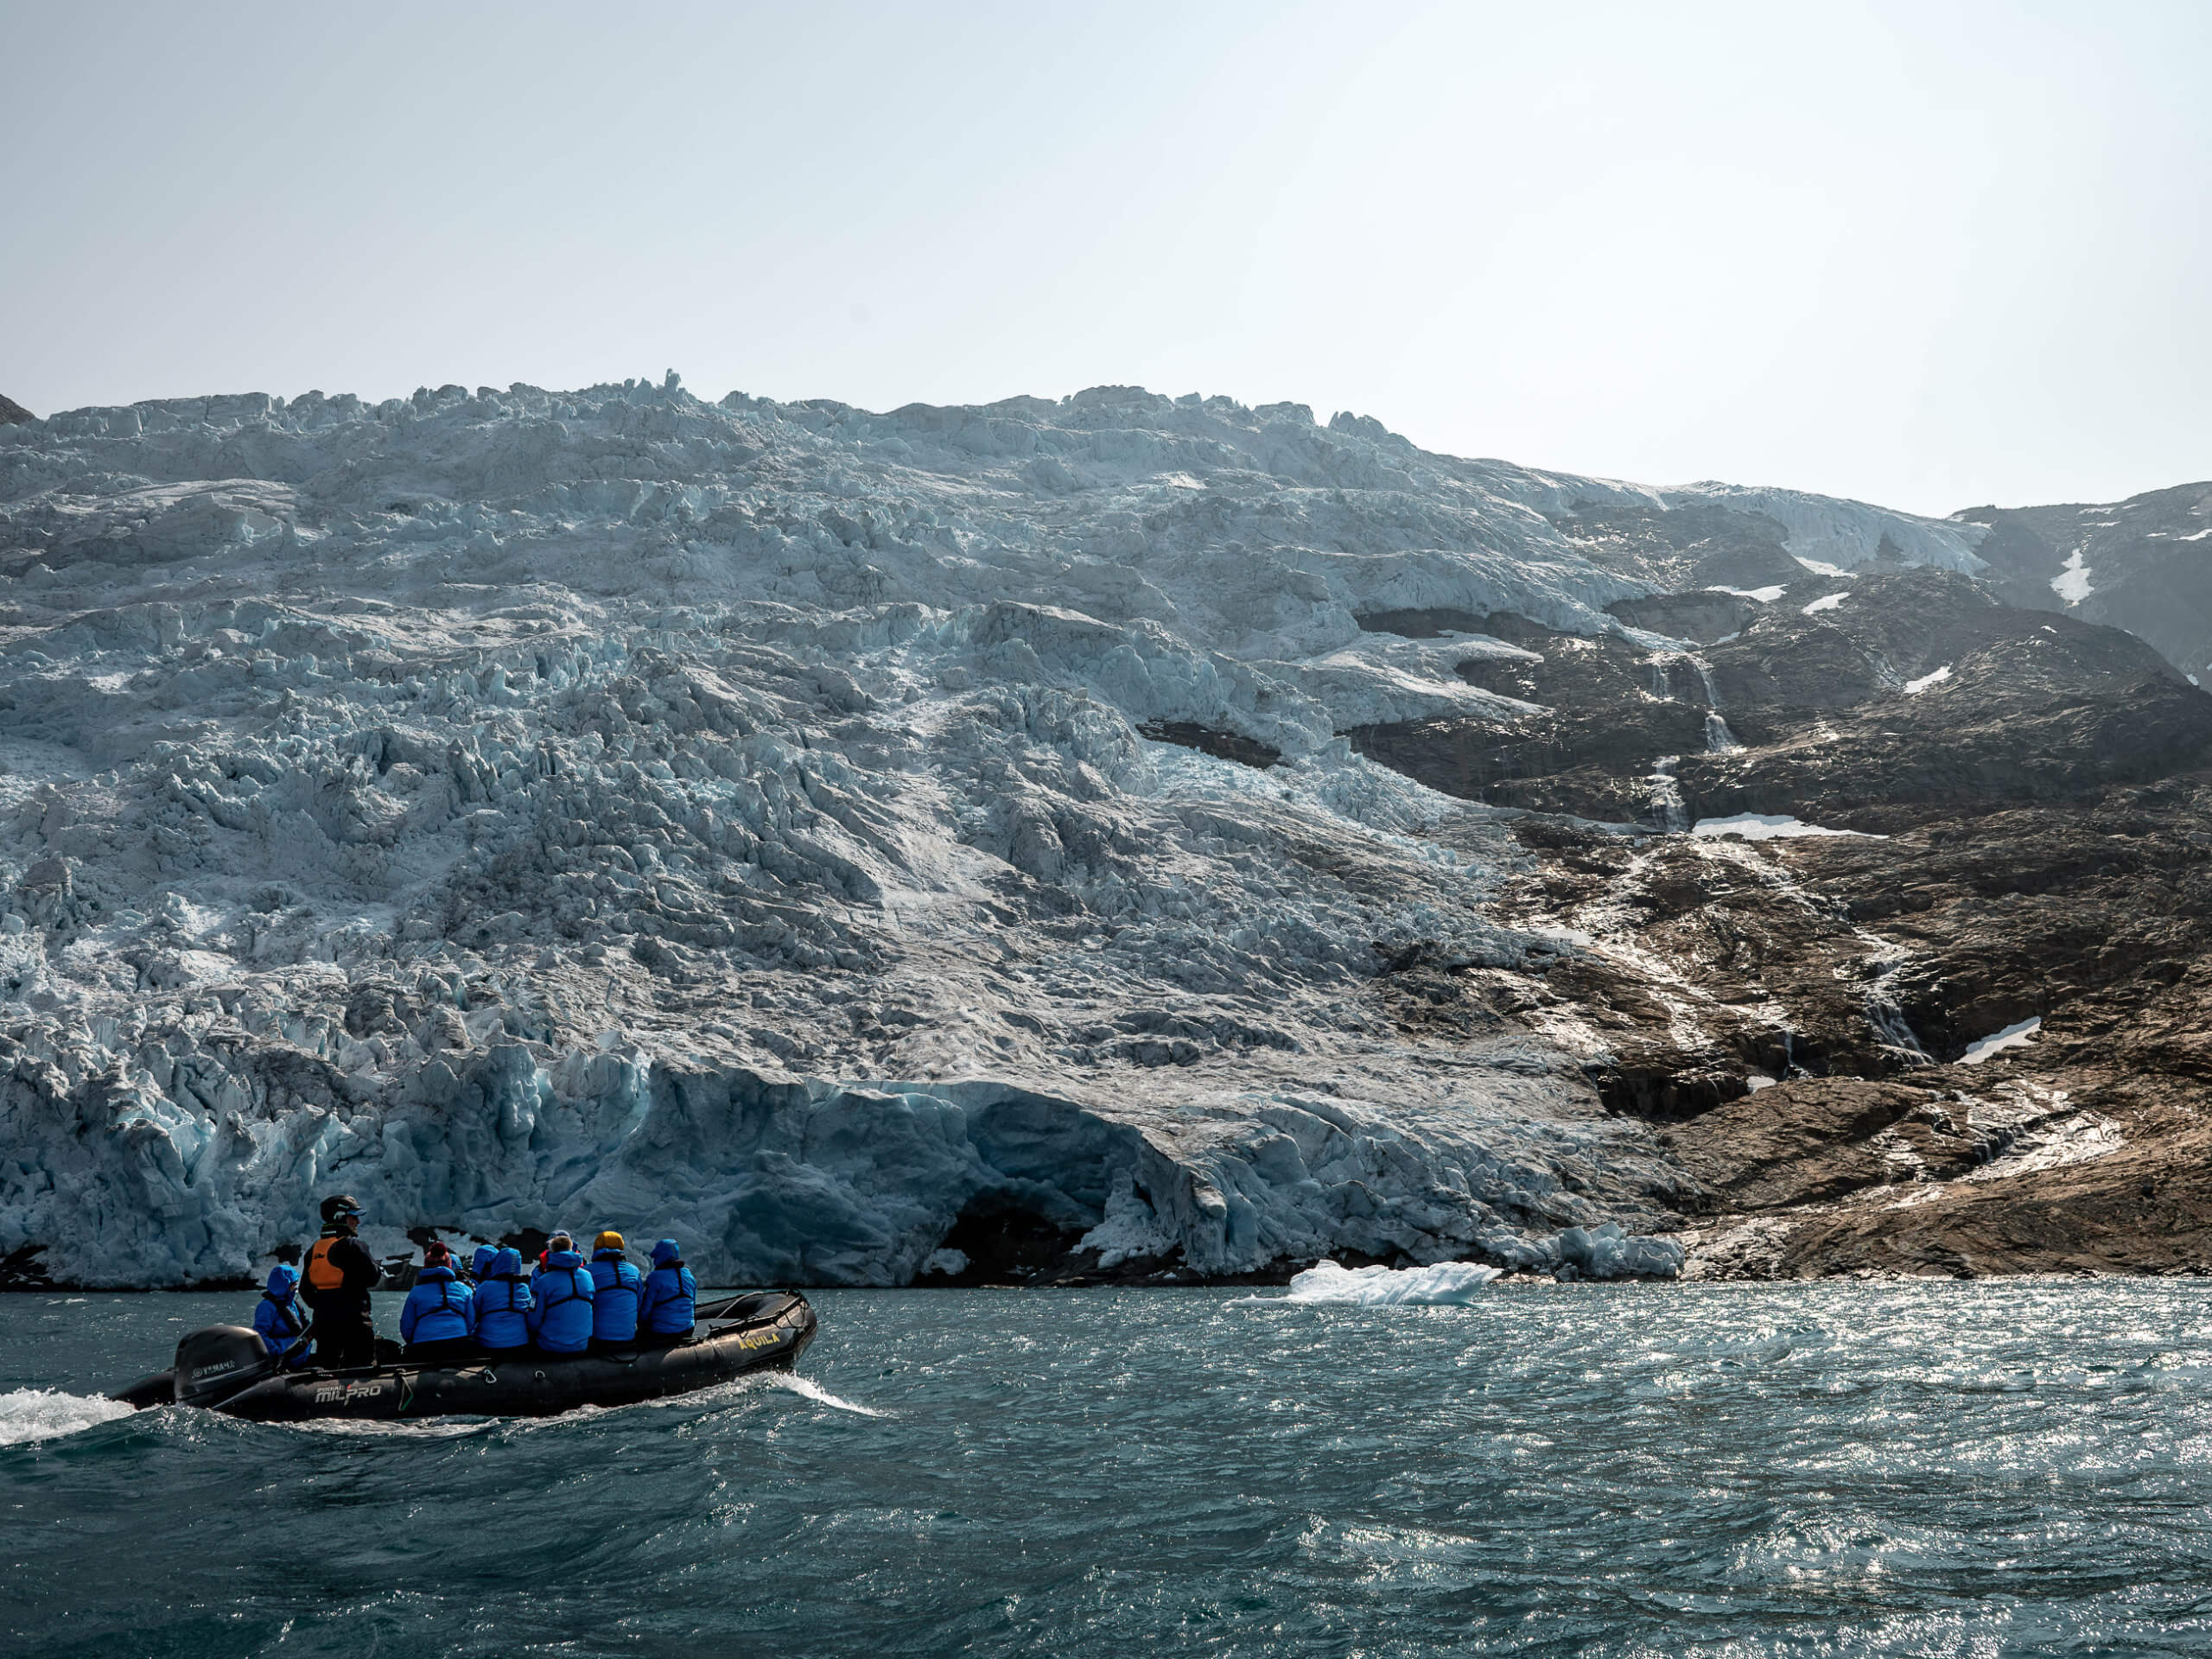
left=253, top=1205, right=698, bottom=1370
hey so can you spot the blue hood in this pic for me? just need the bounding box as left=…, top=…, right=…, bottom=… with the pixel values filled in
left=651, top=1239, right=682, bottom=1267
left=543, top=1249, right=585, bottom=1270
left=418, top=1263, right=458, bottom=1284
left=264, top=1263, right=299, bottom=1296
left=490, top=1247, right=524, bottom=1276
left=471, top=1245, right=498, bottom=1276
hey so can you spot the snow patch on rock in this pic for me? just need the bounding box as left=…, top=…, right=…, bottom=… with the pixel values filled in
left=1691, top=814, right=1880, bottom=842
left=2051, top=550, right=2095, bottom=606
left=1960, top=1017, right=2042, bottom=1065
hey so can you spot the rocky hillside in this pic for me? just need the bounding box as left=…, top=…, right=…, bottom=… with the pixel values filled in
left=1350, top=561, right=2212, bottom=1277
left=0, top=378, right=2203, bottom=1287
left=1955, top=482, right=2212, bottom=686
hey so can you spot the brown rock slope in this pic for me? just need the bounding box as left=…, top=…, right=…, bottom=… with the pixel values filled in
left=1355, top=568, right=2212, bottom=1277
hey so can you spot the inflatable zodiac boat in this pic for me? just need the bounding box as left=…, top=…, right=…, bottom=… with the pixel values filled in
left=110, top=1291, right=816, bottom=1422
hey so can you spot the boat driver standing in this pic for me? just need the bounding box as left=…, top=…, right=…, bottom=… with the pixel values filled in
left=302, top=1194, right=381, bottom=1370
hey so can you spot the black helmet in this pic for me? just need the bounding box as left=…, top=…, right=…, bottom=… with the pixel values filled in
left=320, top=1194, right=364, bottom=1224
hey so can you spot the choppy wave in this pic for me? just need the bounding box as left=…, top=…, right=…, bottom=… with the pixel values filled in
left=757, top=1372, right=886, bottom=1416
left=1267, top=1260, right=1504, bottom=1305
left=277, top=1366, right=887, bottom=1435
left=0, top=1387, right=136, bottom=1446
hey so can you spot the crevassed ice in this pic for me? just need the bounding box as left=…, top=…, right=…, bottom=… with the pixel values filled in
left=0, top=380, right=1898, bottom=1288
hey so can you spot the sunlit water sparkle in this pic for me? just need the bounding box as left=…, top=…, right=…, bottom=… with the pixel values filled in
left=5, top=1281, right=2211, bottom=1656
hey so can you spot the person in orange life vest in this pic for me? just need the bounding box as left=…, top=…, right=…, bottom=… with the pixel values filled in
left=301, top=1195, right=379, bottom=1369
left=399, top=1241, right=477, bottom=1362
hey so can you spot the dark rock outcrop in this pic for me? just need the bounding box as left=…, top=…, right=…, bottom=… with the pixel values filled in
left=1350, top=565, right=2212, bottom=1278
left=1955, top=480, right=2212, bottom=683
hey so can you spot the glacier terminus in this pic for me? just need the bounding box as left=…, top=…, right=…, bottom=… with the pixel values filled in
left=0, top=378, right=2021, bottom=1289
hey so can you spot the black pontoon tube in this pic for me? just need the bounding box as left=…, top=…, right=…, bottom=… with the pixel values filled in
left=111, top=1291, right=814, bottom=1422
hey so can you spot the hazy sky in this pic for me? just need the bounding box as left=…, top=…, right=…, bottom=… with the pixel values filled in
left=5, top=2, right=2206, bottom=515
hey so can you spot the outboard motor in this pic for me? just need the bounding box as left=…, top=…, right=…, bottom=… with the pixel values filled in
left=172, top=1325, right=276, bottom=1408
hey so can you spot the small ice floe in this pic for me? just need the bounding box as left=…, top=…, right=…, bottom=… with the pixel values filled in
left=1274, top=1260, right=1502, bottom=1305
left=1802, top=592, right=1848, bottom=615
left=1959, top=1016, right=2041, bottom=1065
left=1711, top=585, right=1786, bottom=603
left=1691, top=813, right=1881, bottom=842
left=0, top=1388, right=135, bottom=1447
left=1745, top=1071, right=1777, bottom=1092
left=1904, top=665, right=1952, bottom=695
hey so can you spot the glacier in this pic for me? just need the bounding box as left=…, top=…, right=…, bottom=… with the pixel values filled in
left=0, top=376, right=1993, bottom=1289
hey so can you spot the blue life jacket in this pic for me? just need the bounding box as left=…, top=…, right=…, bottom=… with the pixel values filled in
left=528, top=1249, right=595, bottom=1354
left=469, top=1245, right=498, bottom=1283
left=640, top=1240, right=696, bottom=1336
left=474, top=1248, right=533, bottom=1350
left=588, top=1249, right=645, bottom=1343
left=252, top=1263, right=312, bottom=1365
left=399, top=1264, right=475, bottom=1346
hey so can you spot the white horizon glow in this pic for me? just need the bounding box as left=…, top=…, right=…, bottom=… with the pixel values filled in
left=3, top=0, right=2206, bottom=517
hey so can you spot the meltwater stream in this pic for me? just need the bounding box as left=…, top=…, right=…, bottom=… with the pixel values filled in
left=7, top=1281, right=2212, bottom=1656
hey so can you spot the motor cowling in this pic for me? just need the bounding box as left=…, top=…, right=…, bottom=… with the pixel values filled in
left=173, top=1325, right=276, bottom=1408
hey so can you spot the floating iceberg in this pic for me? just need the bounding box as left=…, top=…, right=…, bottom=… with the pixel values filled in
left=1275, top=1259, right=1503, bottom=1305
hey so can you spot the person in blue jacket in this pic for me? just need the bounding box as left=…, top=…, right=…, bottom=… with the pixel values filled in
left=587, top=1230, right=646, bottom=1350
left=474, top=1247, right=533, bottom=1352
left=528, top=1232, right=595, bottom=1356
left=468, top=1244, right=498, bottom=1284
left=252, top=1262, right=314, bottom=1368
left=638, top=1239, right=696, bottom=1347
left=398, top=1242, right=476, bottom=1361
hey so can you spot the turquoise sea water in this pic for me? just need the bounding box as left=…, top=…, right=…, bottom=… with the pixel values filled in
left=5, top=1281, right=2211, bottom=1656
